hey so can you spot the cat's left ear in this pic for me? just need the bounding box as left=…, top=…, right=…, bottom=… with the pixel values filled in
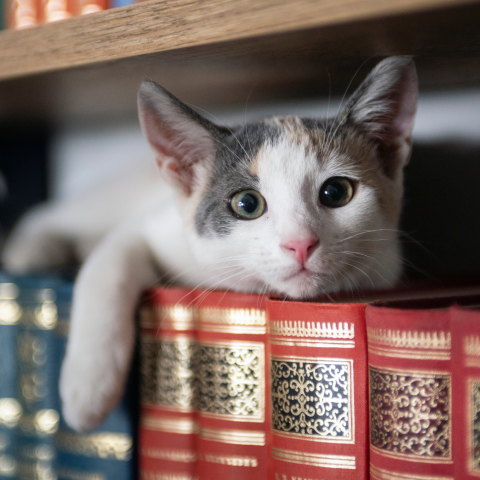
left=138, top=80, right=220, bottom=195
left=343, top=56, right=418, bottom=177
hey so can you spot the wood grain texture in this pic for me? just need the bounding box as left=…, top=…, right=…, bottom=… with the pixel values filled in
left=0, top=0, right=479, bottom=80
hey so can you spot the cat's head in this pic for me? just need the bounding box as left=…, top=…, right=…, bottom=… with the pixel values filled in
left=138, top=56, right=418, bottom=298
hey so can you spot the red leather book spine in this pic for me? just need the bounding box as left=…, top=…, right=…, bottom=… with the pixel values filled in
left=451, top=306, right=480, bottom=479
left=138, top=287, right=198, bottom=480
left=366, top=304, right=453, bottom=480
left=194, top=291, right=268, bottom=479
left=266, top=298, right=368, bottom=480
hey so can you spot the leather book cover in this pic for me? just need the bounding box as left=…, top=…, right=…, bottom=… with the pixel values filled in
left=266, top=297, right=368, bottom=480
left=194, top=290, right=268, bottom=480
left=138, top=287, right=198, bottom=480
left=366, top=302, right=453, bottom=480
left=451, top=305, right=480, bottom=479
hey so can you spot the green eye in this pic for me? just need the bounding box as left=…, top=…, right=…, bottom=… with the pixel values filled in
left=229, top=190, right=266, bottom=220
left=319, top=177, right=354, bottom=208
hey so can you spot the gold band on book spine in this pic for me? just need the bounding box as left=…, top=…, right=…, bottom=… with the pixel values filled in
left=141, top=447, right=196, bottom=463
left=199, top=427, right=265, bottom=445
left=197, top=306, right=266, bottom=335
left=141, top=416, right=198, bottom=435
left=140, top=305, right=195, bottom=331
left=55, top=432, right=133, bottom=461
left=370, top=464, right=453, bottom=480
left=270, top=320, right=354, bottom=339
left=367, top=328, right=451, bottom=360
left=271, top=447, right=355, bottom=469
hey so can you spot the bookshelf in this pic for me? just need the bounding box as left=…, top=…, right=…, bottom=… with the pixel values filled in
left=1, top=0, right=480, bottom=121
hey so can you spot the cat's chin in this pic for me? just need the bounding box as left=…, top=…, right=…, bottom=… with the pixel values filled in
left=271, top=269, right=326, bottom=300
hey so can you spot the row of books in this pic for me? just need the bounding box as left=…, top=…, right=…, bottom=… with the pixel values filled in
left=0, top=274, right=136, bottom=480
left=138, top=285, right=480, bottom=480
left=2, top=0, right=138, bottom=30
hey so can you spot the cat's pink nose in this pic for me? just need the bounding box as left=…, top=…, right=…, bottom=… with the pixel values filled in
left=281, top=237, right=319, bottom=267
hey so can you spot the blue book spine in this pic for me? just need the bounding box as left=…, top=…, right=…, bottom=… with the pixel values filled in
left=53, top=282, right=137, bottom=480
left=14, top=276, right=64, bottom=480
left=0, top=280, right=22, bottom=479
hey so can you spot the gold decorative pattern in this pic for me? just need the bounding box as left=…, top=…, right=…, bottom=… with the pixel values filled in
left=270, top=447, right=355, bottom=469
left=140, top=335, right=197, bottom=411
left=270, top=320, right=354, bottom=339
left=271, top=356, right=353, bottom=443
left=0, top=284, right=20, bottom=326
left=140, top=305, right=195, bottom=331
left=197, top=340, right=264, bottom=422
left=370, top=366, right=452, bottom=462
left=367, top=328, right=451, bottom=360
left=197, top=307, right=266, bottom=334
left=201, top=453, right=258, bottom=467
left=468, top=378, right=480, bottom=476
left=465, top=336, right=480, bottom=367
left=0, top=399, right=22, bottom=428
left=370, top=464, right=453, bottom=480
left=141, top=416, right=198, bottom=435
left=140, top=447, right=196, bottom=463
left=199, top=427, right=265, bottom=445
left=57, top=468, right=105, bottom=480
left=55, top=431, right=132, bottom=460
left=19, top=410, right=59, bottom=436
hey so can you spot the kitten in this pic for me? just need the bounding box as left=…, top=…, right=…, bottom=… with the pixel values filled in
left=2, top=56, right=418, bottom=431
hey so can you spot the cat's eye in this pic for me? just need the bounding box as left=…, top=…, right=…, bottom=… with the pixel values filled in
left=228, top=190, right=266, bottom=220
left=319, top=177, right=354, bottom=208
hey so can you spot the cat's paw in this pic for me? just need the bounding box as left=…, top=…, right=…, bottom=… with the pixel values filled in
left=2, top=206, right=72, bottom=272
left=59, top=347, right=125, bottom=432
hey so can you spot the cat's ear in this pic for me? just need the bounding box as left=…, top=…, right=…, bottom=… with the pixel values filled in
left=138, top=80, right=219, bottom=195
left=343, top=56, right=418, bottom=177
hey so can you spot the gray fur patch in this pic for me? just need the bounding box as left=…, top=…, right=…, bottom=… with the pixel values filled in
left=194, top=121, right=280, bottom=237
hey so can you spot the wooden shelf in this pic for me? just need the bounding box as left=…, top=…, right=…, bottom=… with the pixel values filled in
left=2, top=0, right=480, bottom=121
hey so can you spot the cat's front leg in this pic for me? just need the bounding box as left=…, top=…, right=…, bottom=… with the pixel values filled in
left=59, top=222, right=157, bottom=431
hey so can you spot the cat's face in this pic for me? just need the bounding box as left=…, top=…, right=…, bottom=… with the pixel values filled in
left=138, top=56, right=418, bottom=298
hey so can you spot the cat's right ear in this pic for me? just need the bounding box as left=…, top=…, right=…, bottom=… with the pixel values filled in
left=138, top=80, right=218, bottom=195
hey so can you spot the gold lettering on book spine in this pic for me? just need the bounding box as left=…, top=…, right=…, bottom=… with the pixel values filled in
left=198, top=341, right=264, bottom=422
left=271, top=356, right=353, bottom=443
left=270, top=321, right=354, bottom=339
left=370, top=367, right=451, bottom=462
left=468, top=378, right=480, bottom=476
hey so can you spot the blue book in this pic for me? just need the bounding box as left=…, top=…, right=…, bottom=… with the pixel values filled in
left=0, top=276, right=22, bottom=479
left=14, top=275, right=65, bottom=480
left=52, top=281, right=137, bottom=480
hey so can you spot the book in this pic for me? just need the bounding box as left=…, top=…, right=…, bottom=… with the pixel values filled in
left=138, top=287, right=269, bottom=480
left=266, top=296, right=368, bottom=480
left=451, top=305, right=480, bottom=479
left=0, top=278, right=22, bottom=479
left=366, top=299, right=454, bottom=480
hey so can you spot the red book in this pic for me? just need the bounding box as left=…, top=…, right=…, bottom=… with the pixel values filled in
left=194, top=290, right=268, bottom=479
left=266, top=297, right=368, bottom=480
left=138, top=287, right=198, bottom=480
left=366, top=301, right=454, bottom=480
left=451, top=305, right=480, bottom=479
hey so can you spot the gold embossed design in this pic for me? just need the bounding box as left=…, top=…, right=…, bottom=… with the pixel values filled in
left=57, top=468, right=105, bottom=480
left=468, top=378, right=480, bottom=476
left=19, top=410, right=59, bottom=436
left=201, top=453, right=258, bottom=467
left=55, top=431, right=132, bottom=460
left=140, top=305, right=195, bottom=331
left=370, top=464, right=453, bottom=480
left=270, top=320, right=354, bottom=338
left=271, top=355, right=353, bottom=443
left=197, top=340, right=264, bottom=422
left=140, top=335, right=197, bottom=411
left=370, top=366, right=452, bottom=462
left=465, top=336, right=480, bottom=368
left=0, top=455, right=16, bottom=477
left=141, top=447, right=196, bottom=463
left=0, top=284, right=20, bottom=326
left=0, top=399, right=22, bottom=428
left=141, top=416, right=198, bottom=435
left=140, top=473, right=193, bottom=480
left=199, top=427, right=265, bottom=445
left=271, top=447, right=355, bottom=469
left=197, top=307, right=266, bottom=334
left=367, top=328, right=451, bottom=360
